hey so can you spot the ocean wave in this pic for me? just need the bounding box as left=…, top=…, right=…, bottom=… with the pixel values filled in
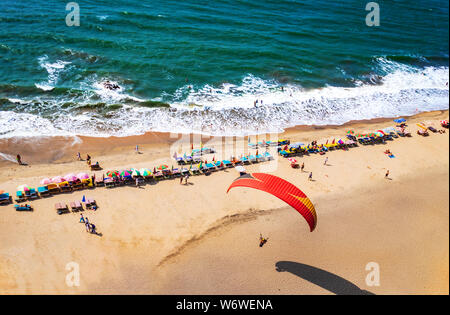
left=0, top=59, right=448, bottom=138
left=35, top=56, right=71, bottom=91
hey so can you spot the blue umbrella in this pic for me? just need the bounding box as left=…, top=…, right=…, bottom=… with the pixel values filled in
left=394, top=118, right=406, bottom=123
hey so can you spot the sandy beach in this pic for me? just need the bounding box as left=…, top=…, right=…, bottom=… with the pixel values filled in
left=0, top=110, right=448, bottom=295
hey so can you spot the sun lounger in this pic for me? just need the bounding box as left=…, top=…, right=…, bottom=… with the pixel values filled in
left=47, top=183, right=61, bottom=194
left=86, top=199, right=97, bottom=210
left=154, top=171, right=164, bottom=180
left=70, top=201, right=83, bottom=212
left=25, top=189, right=39, bottom=200
left=428, top=126, right=437, bottom=133
left=193, top=156, right=202, bottom=163
left=184, top=156, right=193, bottom=163
left=0, top=193, right=12, bottom=205
left=241, top=156, right=250, bottom=165
left=58, top=181, right=72, bottom=192
left=55, top=203, right=69, bottom=215
left=263, top=152, right=273, bottom=160
left=248, top=143, right=258, bottom=149
left=15, top=191, right=26, bottom=203
left=176, top=157, right=186, bottom=165
left=37, top=186, right=50, bottom=197
left=180, top=168, right=189, bottom=176
left=171, top=168, right=181, bottom=177
left=222, top=160, right=233, bottom=168
left=248, top=155, right=257, bottom=163
left=278, top=139, right=290, bottom=145
left=205, top=163, right=216, bottom=171
left=81, top=178, right=94, bottom=188
left=214, top=161, right=225, bottom=170
left=417, top=129, right=429, bottom=136
left=15, top=204, right=32, bottom=211
left=95, top=178, right=105, bottom=187
left=189, top=166, right=200, bottom=175
left=104, top=178, right=115, bottom=188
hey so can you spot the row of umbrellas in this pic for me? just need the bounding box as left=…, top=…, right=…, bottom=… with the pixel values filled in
left=105, top=166, right=169, bottom=178
left=40, top=173, right=90, bottom=185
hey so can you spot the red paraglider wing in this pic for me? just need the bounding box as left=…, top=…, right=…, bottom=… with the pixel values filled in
left=227, top=173, right=317, bottom=231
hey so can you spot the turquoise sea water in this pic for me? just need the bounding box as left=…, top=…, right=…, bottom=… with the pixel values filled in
left=0, top=0, right=448, bottom=137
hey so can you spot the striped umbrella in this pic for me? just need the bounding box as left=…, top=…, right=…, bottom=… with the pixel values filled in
left=139, top=168, right=151, bottom=177
left=346, top=130, right=355, bottom=135
left=119, top=170, right=131, bottom=177
left=158, top=165, right=169, bottom=170
left=106, top=170, right=119, bottom=178
left=287, top=158, right=297, bottom=164
left=132, top=169, right=140, bottom=177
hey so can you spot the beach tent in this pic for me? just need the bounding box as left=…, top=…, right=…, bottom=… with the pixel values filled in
left=394, top=118, right=406, bottom=123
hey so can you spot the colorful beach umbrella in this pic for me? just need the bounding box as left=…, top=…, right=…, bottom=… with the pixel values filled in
left=106, top=170, right=119, bottom=178
left=346, top=130, right=355, bottom=135
left=158, top=165, right=168, bottom=170
left=139, top=168, right=151, bottom=177
left=132, top=169, right=140, bottom=177
left=394, top=118, right=406, bottom=123
left=65, top=174, right=78, bottom=182
left=377, top=130, right=386, bottom=135
left=119, top=170, right=131, bottom=177
left=77, top=173, right=90, bottom=180
left=287, top=158, right=297, bottom=164
left=51, top=176, right=65, bottom=183
left=17, top=184, right=31, bottom=192
left=40, top=178, right=51, bottom=185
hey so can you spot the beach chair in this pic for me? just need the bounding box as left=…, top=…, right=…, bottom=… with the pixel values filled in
left=47, top=183, right=61, bottom=194
left=86, top=199, right=97, bottom=210
left=256, top=153, right=266, bottom=162
left=263, top=152, right=273, bottom=160
left=26, top=189, right=39, bottom=200
left=241, top=156, right=250, bottom=165
left=95, top=177, right=105, bottom=187
left=184, top=156, right=193, bottom=164
left=171, top=168, right=181, bottom=177
left=417, top=129, right=429, bottom=136
left=55, top=203, right=69, bottom=215
left=205, top=163, right=217, bottom=172
left=0, top=193, right=12, bottom=205
left=248, top=155, right=257, bottom=163
left=60, top=181, right=73, bottom=192
left=189, top=166, right=200, bottom=175
left=180, top=168, right=190, bottom=176
left=176, top=157, right=186, bottom=165
left=248, top=143, right=258, bottom=149
left=14, top=204, right=33, bottom=211
left=154, top=171, right=164, bottom=180
left=15, top=191, right=26, bottom=203
left=278, top=139, right=290, bottom=146
left=192, top=155, right=202, bottom=163
left=214, top=161, right=225, bottom=171
left=81, top=178, right=94, bottom=189
left=70, top=201, right=83, bottom=212
left=104, top=178, right=115, bottom=188
left=222, top=160, right=233, bottom=168
left=37, top=186, right=50, bottom=198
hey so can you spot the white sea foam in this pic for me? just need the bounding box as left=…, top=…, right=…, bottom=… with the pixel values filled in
left=1, top=60, right=449, bottom=138
left=35, top=56, right=71, bottom=91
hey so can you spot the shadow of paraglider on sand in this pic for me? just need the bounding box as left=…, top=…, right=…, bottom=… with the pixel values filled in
left=275, top=261, right=375, bottom=295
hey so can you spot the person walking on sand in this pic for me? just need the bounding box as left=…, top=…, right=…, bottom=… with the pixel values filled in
left=324, top=157, right=328, bottom=165
left=180, top=176, right=183, bottom=185
left=79, top=214, right=85, bottom=223
left=301, top=162, right=305, bottom=172
left=259, top=233, right=268, bottom=247
left=90, top=223, right=97, bottom=235
left=385, top=170, right=390, bottom=179
left=135, top=145, right=139, bottom=153
left=85, top=217, right=90, bottom=232
left=77, top=152, right=81, bottom=160
left=16, top=154, right=22, bottom=165
left=308, top=172, right=313, bottom=181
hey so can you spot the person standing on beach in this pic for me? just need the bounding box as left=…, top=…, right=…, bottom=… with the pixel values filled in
left=79, top=214, right=85, bottom=223
left=135, top=145, right=139, bottom=153
left=308, top=172, right=313, bottom=181
left=324, top=157, right=328, bottom=165
left=180, top=176, right=183, bottom=185
left=385, top=170, right=390, bottom=179
left=16, top=154, right=22, bottom=165
left=85, top=217, right=90, bottom=232
left=301, top=162, right=305, bottom=172
left=77, top=152, right=81, bottom=160
left=185, top=174, right=189, bottom=185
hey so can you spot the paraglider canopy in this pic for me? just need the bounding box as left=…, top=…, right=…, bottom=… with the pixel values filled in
left=227, top=173, right=317, bottom=231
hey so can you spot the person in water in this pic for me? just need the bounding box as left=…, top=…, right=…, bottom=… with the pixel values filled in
left=259, top=234, right=268, bottom=247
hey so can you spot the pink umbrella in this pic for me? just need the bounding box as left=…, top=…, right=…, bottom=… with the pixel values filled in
left=40, top=178, right=51, bottom=185
left=65, top=174, right=78, bottom=182
left=51, top=176, right=65, bottom=183
left=77, top=173, right=90, bottom=180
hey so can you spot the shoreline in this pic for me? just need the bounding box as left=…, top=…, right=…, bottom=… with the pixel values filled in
left=0, top=109, right=448, bottom=168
